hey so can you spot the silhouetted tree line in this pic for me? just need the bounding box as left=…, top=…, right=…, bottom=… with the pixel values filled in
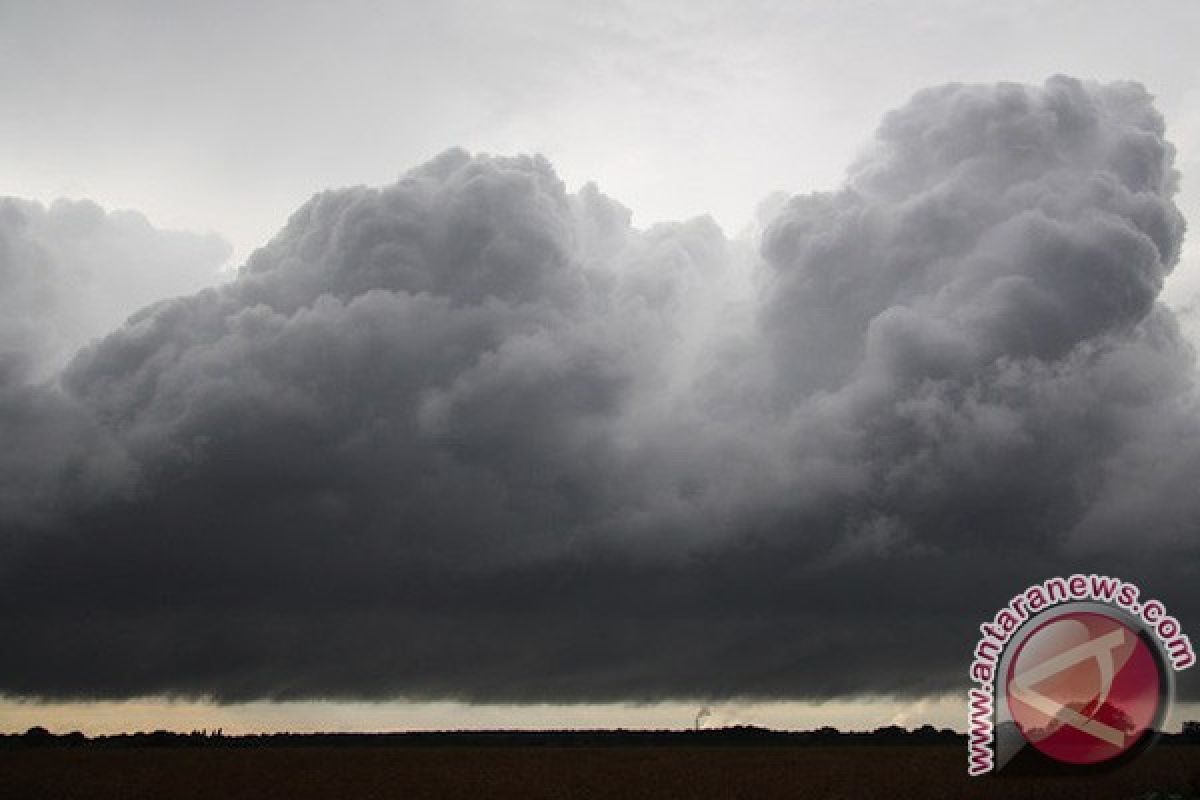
left=5, top=722, right=1200, bottom=749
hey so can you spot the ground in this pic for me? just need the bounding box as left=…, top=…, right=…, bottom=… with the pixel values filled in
left=2, top=745, right=1199, bottom=799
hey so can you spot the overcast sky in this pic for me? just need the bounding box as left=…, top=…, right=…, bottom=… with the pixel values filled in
left=4, top=1, right=1200, bottom=734
left=3, top=1, right=1199, bottom=282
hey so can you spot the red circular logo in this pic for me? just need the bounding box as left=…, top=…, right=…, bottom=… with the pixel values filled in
left=1005, top=610, right=1164, bottom=765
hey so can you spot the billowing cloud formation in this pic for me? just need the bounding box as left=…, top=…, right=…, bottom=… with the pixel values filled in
left=0, top=200, right=228, bottom=528
left=0, top=198, right=230, bottom=382
left=3, top=76, right=1199, bottom=703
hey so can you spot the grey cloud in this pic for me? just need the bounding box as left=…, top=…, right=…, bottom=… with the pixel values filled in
left=0, top=197, right=230, bottom=383
left=3, top=77, right=1200, bottom=704
left=761, top=77, right=1183, bottom=394
left=0, top=198, right=228, bottom=530
left=750, top=77, right=1193, bottom=561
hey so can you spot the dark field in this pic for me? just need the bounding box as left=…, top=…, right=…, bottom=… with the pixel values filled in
left=2, top=745, right=1199, bottom=799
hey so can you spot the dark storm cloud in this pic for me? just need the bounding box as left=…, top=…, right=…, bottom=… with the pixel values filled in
left=3, top=77, right=1199, bottom=703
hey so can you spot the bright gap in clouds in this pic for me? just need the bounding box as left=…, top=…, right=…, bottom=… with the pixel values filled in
left=7, top=697, right=1200, bottom=735
left=0, top=696, right=988, bottom=735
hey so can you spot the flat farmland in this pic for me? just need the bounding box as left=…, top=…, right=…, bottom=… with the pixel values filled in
left=2, top=745, right=1199, bottom=800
